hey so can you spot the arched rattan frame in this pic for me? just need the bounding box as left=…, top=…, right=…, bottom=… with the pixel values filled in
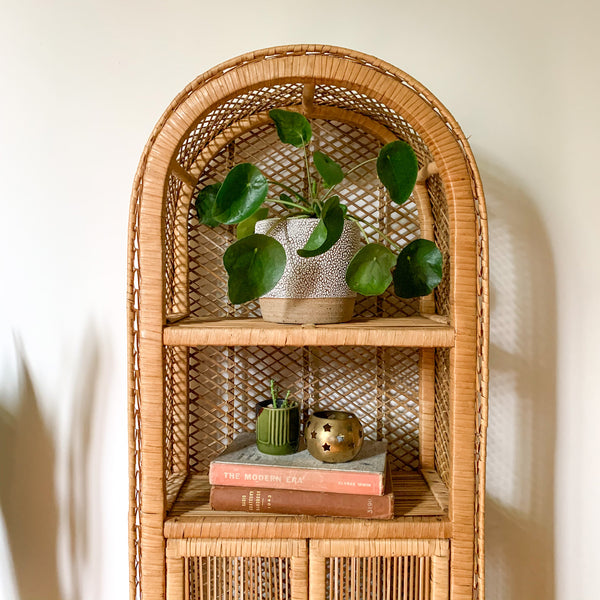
left=128, top=45, right=488, bottom=600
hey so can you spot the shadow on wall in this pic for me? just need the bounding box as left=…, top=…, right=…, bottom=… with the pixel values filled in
left=480, top=157, right=557, bottom=600
left=65, top=333, right=100, bottom=599
left=0, top=342, right=62, bottom=600
left=0, top=335, right=99, bottom=600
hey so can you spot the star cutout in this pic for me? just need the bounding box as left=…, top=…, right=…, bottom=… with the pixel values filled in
left=336, top=434, right=345, bottom=443
left=322, top=443, right=331, bottom=451
left=323, top=423, right=332, bottom=432
left=310, top=430, right=317, bottom=439
left=347, top=440, right=355, bottom=449
left=358, top=430, right=363, bottom=438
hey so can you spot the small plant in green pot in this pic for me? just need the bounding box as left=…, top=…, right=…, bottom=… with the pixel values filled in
left=196, top=109, right=443, bottom=324
left=255, top=380, right=300, bottom=455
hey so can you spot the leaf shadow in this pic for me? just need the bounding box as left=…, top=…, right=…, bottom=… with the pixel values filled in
left=0, top=331, right=100, bottom=600
left=0, top=341, right=62, bottom=600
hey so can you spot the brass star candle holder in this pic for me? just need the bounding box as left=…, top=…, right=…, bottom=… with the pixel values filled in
left=304, top=410, right=364, bottom=463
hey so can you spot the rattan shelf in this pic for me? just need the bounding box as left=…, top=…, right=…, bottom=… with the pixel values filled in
left=128, top=45, right=489, bottom=600
left=163, top=315, right=454, bottom=347
left=163, top=471, right=449, bottom=540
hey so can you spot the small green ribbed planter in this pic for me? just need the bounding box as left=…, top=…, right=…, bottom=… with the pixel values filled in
left=255, top=399, right=300, bottom=455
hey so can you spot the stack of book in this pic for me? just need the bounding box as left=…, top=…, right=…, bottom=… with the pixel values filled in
left=209, top=432, right=394, bottom=519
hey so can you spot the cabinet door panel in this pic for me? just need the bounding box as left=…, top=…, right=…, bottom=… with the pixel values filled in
left=166, top=539, right=308, bottom=600
left=309, top=539, right=449, bottom=600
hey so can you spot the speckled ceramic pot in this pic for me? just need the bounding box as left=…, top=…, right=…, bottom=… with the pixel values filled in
left=255, top=218, right=362, bottom=324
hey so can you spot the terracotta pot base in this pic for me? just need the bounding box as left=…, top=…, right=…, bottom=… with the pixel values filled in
left=259, top=297, right=355, bottom=324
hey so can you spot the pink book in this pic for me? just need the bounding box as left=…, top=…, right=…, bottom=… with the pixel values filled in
left=209, top=432, right=388, bottom=495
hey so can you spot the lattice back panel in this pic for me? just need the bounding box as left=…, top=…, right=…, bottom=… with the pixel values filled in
left=188, top=345, right=421, bottom=473
left=186, top=555, right=292, bottom=600
left=324, top=555, right=432, bottom=600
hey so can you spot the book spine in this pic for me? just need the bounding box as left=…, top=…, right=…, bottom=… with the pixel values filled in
left=209, top=463, right=384, bottom=495
left=210, top=486, right=394, bottom=519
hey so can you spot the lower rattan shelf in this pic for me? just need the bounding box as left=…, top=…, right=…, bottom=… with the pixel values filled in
left=164, top=470, right=450, bottom=540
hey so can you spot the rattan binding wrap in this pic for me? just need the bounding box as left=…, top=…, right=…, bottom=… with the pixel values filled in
left=128, top=45, right=488, bottom=600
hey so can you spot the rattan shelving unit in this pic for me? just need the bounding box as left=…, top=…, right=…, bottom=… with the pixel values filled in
left=128, top=45, right=489, bottom=600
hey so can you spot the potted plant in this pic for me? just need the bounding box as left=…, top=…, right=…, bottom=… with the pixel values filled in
left=196, top=109, right=443, bottom=324
left=255, top=380, right=300, bottom=455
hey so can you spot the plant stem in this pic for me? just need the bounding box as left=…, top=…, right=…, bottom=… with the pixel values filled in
left=321, top=157, right=377, bottom=203
left=347, top=216, right=403, bottom=252
left=267, top=180, right=309, bottom=205
left=303, top=145, right=323, bottom=211
left=353, top=219, right=371, bottom=244
left=345, top=156, right=377, bottom=178
left=267, top=198, right=313, bottom=213
left=264, top=216, right=288, bottom=236
left=302, top=145, right=312, bottom=196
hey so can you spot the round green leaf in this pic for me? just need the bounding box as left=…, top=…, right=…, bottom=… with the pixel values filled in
left=376, top=140, right=419, bottom=205
left=195, top=182, right=222, bottom=227
left=223, top=234, right=286, bottom=304
left=237, top=207, right=269, bottom=239
left=393, top=239, right=443, bottom=298
left=297, top=196, right=344, bottom=258
left=214, top=163, right=268, bottom=225
left=346, top=243, right=395, bottom=296
left=313, top=151, right=344, bottom=188
left=269, top=109, right=312, bottom=148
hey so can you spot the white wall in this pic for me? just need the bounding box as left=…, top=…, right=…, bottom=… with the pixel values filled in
left=1, top=1, right=598, bottom=598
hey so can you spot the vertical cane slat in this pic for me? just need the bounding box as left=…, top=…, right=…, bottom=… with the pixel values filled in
left=166, top=557, right=185, bottom=600
left=431, top=542, right=450, bottom=600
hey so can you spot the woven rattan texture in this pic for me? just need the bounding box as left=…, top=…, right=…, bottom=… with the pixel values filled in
left=186, top=556, right=292, bottom=600
left=433, top=348, right=451, bottom=487
left=178, top=83, right=304, bottom=171
left=128, top=175, right=142, bottom=596
left=165, top=176, right=182, bottom=312
left=183, top=116, right=430, bottom=320
left=187, top=345, right=421, bottom=473
left=164, top=346, right=189, bottom=478
left=473, top=169, right=489, bottom=599
left=429, top=174, right=451, bottom=318
left=324, top=556, right=432, bottom=600
left=165, top=346, right=176, bottom=476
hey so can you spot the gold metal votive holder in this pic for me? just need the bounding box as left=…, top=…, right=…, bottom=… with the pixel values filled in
left=304, top=410, right=364, bottom=463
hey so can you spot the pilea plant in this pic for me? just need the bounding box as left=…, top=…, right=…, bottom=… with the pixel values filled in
left=195, top=109, right=443, bottom=305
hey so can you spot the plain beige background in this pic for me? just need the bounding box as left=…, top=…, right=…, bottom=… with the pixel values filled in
left=1, top=1, right=599, bottom=598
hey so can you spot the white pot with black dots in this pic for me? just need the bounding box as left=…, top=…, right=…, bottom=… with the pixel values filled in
left=255, top=218, right=362, bottom=324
